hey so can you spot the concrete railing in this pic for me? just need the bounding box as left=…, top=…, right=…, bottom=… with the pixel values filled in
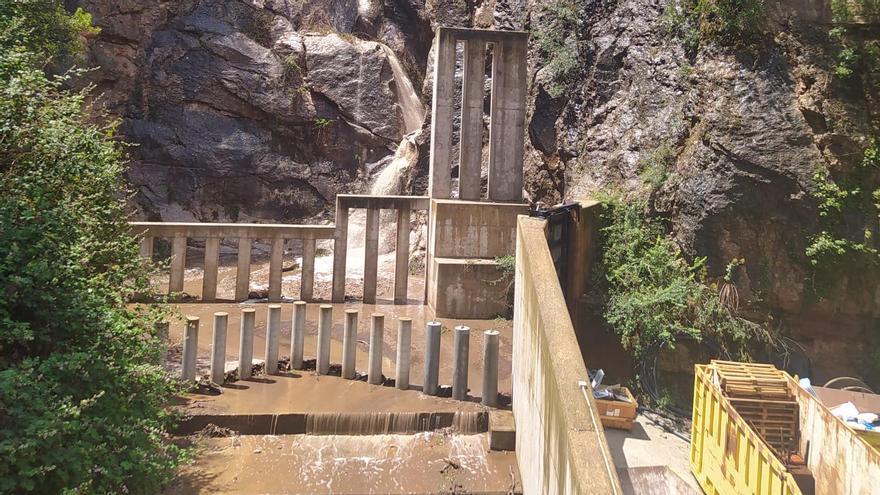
left=132, top=194, right=429, bottom=303
left=132, top=222, right=335, bottom=302
left=512, top=214, right=622, bottom=494
left=331, top=195, right=429, bottom=304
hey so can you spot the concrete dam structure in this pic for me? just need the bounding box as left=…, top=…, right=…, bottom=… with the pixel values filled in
left=141, top=27, right=622, bottom=494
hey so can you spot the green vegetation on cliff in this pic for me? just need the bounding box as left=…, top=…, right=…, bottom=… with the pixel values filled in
left=0, top=1, right=182, bottom=492
left=596, top=199, right=767, bottom=361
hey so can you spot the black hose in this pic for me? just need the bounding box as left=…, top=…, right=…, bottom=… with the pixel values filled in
left=638, top=336, right=726, bottom=419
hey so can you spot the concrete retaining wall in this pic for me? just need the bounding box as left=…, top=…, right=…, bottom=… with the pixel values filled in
left=512, top=216, right=622, bottom=494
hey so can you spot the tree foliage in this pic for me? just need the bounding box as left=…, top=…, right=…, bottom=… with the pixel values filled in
left=0, top=2, right=182, bottom=492
left=596, top=199, right=765, bottom=360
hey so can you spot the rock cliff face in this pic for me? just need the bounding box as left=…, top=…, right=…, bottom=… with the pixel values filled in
left=76, top=0, right=877, bottom=378
left=516, top=0, right=879, bottom=378
left=72, top=0, right=429, bottom=223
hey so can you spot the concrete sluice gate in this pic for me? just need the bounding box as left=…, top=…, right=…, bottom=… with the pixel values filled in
left=146, top=26, right=622, bottom=495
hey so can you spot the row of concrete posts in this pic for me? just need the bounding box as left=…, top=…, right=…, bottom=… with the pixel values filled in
left=178, top=304, right=501, bottom=406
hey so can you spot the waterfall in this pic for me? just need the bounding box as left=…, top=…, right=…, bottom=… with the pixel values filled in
left=378, top=44, right=425, bottom=134
left=304, top=411, right=489, bottom=435
left=369, top=134, right=418, bottom=196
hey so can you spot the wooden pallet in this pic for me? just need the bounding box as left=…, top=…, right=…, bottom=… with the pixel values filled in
left=712, top=360, right=793, bottom=401
left=710, top=361, right=800, bottom=455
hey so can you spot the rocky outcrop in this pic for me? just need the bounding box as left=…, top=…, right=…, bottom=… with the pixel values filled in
left=74, top=0, right=430, bottom=222
left=518, top=0, right=879, bottom=379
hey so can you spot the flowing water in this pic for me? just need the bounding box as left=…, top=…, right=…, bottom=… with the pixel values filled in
left=303, top=411, right=487, bottom=435
left=379, top=44, right=425, bottom=134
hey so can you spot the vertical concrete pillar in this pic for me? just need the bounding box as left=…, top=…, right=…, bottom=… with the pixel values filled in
left=301, top=239, right=316, bottom=301
left=155, top=320, right=169, bottom=365
left=202, top=237, right=220, bottom=302
left=290, top=301, right=306, bottom=369
left=169, top=236, right=187, bottom=295
left=487, top=38, right=527, bottom=202
left=140, top=236, right=154, bottom=261
left=423, top=321, right=442, bottom=396
left=181, top=316, right=199, bottom=381
left=396, top=317, right=412, bottom=390
left=428, top=28, right=457, bottom=199
left=363, top=208, right=380, bottom=304
left=316, top=304, right=332, bottom=375
left=481, top=330, right=500, bottom=407
left=332, top=205, right=349, bottom=303
left=210, top=312, right=228, bottom=384
left=239, top=308, right=256, bottom=379
left=265, top=304, right=282, bottom=374
left=459, top=39, right=486, bottom=201
left=394, top=208, right=411, bottom=305
left=452, top=325, right=470, bottom=400
left=235, top=237, right=251, bottom=301
left=368, top=313, right=384, bottom=385
left=269, top=237, right=284, bottom=302
left=342, top=309, right=358, bottom=379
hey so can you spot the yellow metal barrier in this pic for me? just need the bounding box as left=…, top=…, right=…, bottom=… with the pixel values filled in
left=690, top=364, right=802, bottom=495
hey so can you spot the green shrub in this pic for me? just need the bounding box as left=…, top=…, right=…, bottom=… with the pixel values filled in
left=597, top=199, right=764, bottom=360
left=0, top=2, right=182, bottom=492
left=531, top=0, right=582, bottom=98
left=829, top=1, right=880, bottom=80
left=665, top=0, right=767, bottom=52
left=806, top=141, right=880, bottom=294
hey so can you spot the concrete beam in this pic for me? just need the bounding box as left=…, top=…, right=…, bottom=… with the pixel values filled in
left=428, top=28, right=456, bottom=199
left=169, top=236, right=187, bottom=295
left=155, top=321, right=169, bottom=365
left=337, top=194, right=429, bottom=211
left=290, top=301, right=306, bottom=369
left=368, top=313, right=384, bottom=385
left=363, top=208, right=379, bottom=304
left=436, top=26, right=529, bottom=43
left=239, top=308, right=255, bottom=379
left=269, top=237, right=284, bottom=302
left=452, top=325, right=470, bottom=400
left=130, top=222, right=334, bottom=240
left=332, top=207, right=348, bottom=303
left=139, top=236, right=154, bottom=261
left=265, top=304, right=282, bottom=374
left=342, top=309, right=358, bottom=379
left=482, top=329, right=500, bottom=407
left=394, top=208, right=410, bottom=304
left=300, top=239, right=315, bottom=301
left=459, top=39, right=486, bottom=201
left=210, top=312, right=228, bottom=384
left=423, top=321, right=442, bottom=396
left=487, top=38, right=527, bottom=202
left=316, top=305, right=332, bottom=375
left=396, top=317, right=412, bottom=390
left=235, top=237, right=251, bottom=301
left=203, top=237, right=220, bottom=302
left=182, top=316, right=199, bottom=381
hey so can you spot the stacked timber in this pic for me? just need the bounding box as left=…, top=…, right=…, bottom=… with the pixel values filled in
left=711, top=360, right=800, bottom=456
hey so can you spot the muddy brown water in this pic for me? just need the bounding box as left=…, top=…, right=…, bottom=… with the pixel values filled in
left=154, top=249, right=522, bottom=493
left=164, top=432, right=521, bottom=494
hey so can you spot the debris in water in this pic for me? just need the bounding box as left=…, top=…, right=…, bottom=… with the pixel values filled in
left=440, top=459, right=461, bottom=474
left=197, top=423, right=236, bottom=438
